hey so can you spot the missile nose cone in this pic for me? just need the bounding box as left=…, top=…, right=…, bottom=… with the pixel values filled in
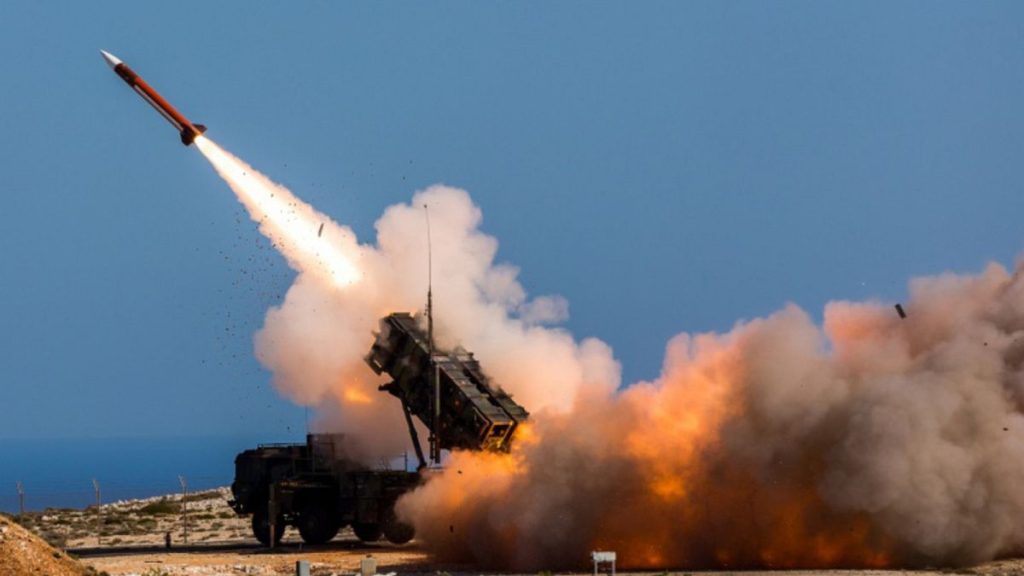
left=100, top=50, right=122, bottom=69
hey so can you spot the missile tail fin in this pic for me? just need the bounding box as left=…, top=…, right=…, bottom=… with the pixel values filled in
left=180, top=124, right=207, bottom=146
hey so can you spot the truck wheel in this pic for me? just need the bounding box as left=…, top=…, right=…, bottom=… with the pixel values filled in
left=252, top=509, right=285, bottom=546
left=382, top=506, right=414, bottom=545
left=298, top=508, right=340, bottom=545
left=383, top=519, right=414, bottom=545
left=353, top=522, right=382, bottom=543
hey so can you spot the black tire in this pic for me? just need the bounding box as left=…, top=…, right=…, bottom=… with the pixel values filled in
left=382, top=506, right=414, bottom=545
left=297, top=507, right=340, bottom=545
left=383, top=519, right=414, bottom=545
left=252, top=508, right=285, bottom=546
left=353, top=522, right=382, bottom=543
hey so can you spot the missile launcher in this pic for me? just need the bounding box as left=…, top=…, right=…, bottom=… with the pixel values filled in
left=366, top=312, right=528, bottom=456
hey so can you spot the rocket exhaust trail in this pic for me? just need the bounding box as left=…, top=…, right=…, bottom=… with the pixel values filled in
left=193, top=137, right=361, bottom=287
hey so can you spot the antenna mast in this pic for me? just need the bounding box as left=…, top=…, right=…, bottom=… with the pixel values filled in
left=424, top=204, right=441, bottom=465
left=425, top=205, right=433, bottom=354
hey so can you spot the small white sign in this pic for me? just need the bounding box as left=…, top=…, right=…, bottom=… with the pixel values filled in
left=592, top=551, right=616, bottom=563
left=360, top=557, right=378, bottom=576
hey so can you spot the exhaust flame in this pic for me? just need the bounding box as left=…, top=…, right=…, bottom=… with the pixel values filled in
left=195, top=137, right=1024, bottom=570
left=194, top=136, right=360, bottom=288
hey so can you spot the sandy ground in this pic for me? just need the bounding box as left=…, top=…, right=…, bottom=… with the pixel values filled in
left=78, top=537, right=435, bottom=576
left=0, top=513, right=91, bottom=576
left=76, top=540, right=1024, bottom=576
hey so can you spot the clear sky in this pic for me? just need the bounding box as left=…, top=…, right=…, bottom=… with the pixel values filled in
left=1, top=2, right=1023, bottom=440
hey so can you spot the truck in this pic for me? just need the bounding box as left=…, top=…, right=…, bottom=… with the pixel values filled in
left=229, top=312, right=528, bottom=546
left=229, top=434, right=418, bottom=546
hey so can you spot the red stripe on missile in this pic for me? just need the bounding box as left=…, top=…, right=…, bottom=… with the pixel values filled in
left=100, top=50, right=207, bottom=146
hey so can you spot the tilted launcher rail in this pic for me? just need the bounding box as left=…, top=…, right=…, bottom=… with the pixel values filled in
left=365, top=312, right=528, bottom=465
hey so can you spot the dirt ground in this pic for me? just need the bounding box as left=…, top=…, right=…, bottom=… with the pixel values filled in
left=0, top=513, right=92, bottom=576
left=76, top=539, right=1024, bottom=576
left=78, top=536, right=435, bottom=576
left=19, top=489, right=1024, bottom=576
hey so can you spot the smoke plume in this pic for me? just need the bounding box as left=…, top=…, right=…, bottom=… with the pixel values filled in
left=195, top=137, right=617, bottom=456
left=400, top=265, right=1024, bottom=569
left=197, top=136, right=1024, bottom=569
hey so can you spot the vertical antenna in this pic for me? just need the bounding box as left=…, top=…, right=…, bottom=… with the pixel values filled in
left=424, top=204, right=441, bottom=465
left=92, top=479, right=101, bottom=546
left=425, top=204, right=433, bottom=353
left=178, top=475, right=189, bottom=546
left=16, top=481, right=24, bottom=517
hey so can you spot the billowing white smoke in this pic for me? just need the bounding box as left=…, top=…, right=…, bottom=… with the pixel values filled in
left=196, top=137, right=619, bottom=456
left=198, top=137, right=1024, bottom=569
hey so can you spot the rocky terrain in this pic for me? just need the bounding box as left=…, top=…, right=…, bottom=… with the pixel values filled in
left=14, top=487, right=251, bottom=550
left=8, top=487, right=428, bottom=575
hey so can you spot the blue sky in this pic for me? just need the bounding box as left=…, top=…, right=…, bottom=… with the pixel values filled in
left=1, top=2, right=1023, bottom=440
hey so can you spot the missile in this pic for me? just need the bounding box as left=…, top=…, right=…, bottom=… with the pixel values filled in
left=100, top=50, right=207, bottom=146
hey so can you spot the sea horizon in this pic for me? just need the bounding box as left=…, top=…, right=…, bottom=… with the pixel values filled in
left=0, top=434, right=300, bottom=513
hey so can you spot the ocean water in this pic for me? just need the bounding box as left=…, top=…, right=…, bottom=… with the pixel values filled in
left=0, top=436, right=282, bottom=513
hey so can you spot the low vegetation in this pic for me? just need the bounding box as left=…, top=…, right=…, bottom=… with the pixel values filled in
left=139, top=499, right=179, bottom=515
left=15, top=487, right=248, bottom=550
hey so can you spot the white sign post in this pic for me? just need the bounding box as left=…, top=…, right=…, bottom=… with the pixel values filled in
left=591, top=551, right=616, bottom=576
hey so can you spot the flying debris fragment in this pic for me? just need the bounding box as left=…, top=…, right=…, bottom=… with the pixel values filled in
left=318, top=222, right=324, bottom=237
left=895, top=303, right=907, bottom=319
left=100, top=50, right=207, bottom=146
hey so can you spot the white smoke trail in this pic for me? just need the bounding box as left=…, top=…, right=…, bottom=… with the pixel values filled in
left=194, top=137, right=361, bottom=289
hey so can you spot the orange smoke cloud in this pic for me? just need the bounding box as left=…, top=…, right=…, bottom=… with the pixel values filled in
left=400, top=267, right=1024, bottom=570
left=342, top=386, right=374, bottom=405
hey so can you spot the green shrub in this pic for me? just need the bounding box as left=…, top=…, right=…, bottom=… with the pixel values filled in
left=139, top=499, right=180, bottom=515
left=180, top=490, right=222, bottom=503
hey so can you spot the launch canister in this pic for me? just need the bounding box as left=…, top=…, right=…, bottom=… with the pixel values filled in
left=100, top=50, right=207, bottom=146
